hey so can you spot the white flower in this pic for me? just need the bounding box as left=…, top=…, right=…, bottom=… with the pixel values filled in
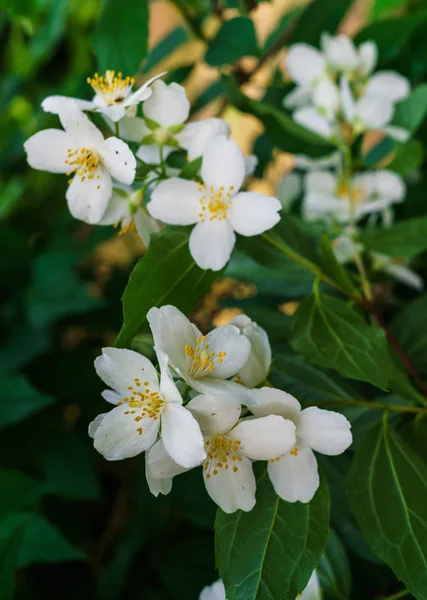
left=340, top=76, right=395, bottom=133
left=372, top=253, right=424, bottom=291
left=229, top=315, right=271, bottom=388
left=89, top=347, right=205, bottom=468
left=284, top=44, right=328, bottom=110
left=303, top=170, right=405, bottom=224
left=279, top=172, right=302, bottom=210
left=366, top=71, right=410, bottom=104
left=99, top=185, right=161, bottom=246
left=293, top=107, right=334, bottom=139
left=321, top=33, right=377, bottom=78
left=147, top=136, right=282, bottom=271
left=144, top=80, right=190, bottom=128
left=24, top=101, right=136, bottom=224
left=250, top=387, right=352, bottom=503
left=147, top=305, right=253, bottom=404
left=176, top=118, right=231, bottom=161
left=42, top=71, right=164, bottom=122
left=199, top=580, right=226, bottom=600
left=150, top=393, right=297, bottom=513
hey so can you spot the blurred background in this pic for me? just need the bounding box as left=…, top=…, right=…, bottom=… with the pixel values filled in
left=1, top=0, right=426, bottom=598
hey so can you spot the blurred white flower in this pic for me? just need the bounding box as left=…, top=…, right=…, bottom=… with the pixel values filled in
left=89, top=347, right=205, bottom=467
left=147, top=305, right=253, bottom=404
left=176, top=118, right=231, bottom=161
left=24, top=101, right=136, bottom=224
left=42, top=71, right=164, bottom=122
left=278, top=172, right=302, bottom=210
left=372, top=254, right=424, bottom=291
left=299, top=571, right=322, bottom=600
left=99, top=186, right=161, bottom=246
left=303, top=169, right=405, bottom=224
left=199, top=580, right=226, bottom=600
left=149, top=393, right=296, bottom=513
left=148, top=136, right=281, bottom=271
left=229, top=315, right=271, bottom=388
left=250, top=387, right=352, bottom=502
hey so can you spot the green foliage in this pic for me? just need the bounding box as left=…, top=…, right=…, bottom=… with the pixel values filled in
left=289, top=0, right=353, bottom=45
left=215, top=466, right=330, bottom=600
left=205, top=17, right=259, bottom=66
left=348, top=416, right=427, bottom=599
left=391, top=295, right=427, bottom=376
left=94, top=0, right=149, bottom=74
left=290, top=292, right=391, bottom=390
left=115, top=228, right=218, bottom=347
left=0, top=372, right=54, bottom=429
left=361, top=216, right=427, bottom=257
left=318, top=529, right=352, bottom=600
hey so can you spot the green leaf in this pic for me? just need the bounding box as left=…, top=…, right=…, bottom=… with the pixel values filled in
left=371, top=0, right=407, bottom=19
left=290, top=292, right=391, bottom=390
left=115, top=228, right=218, bottom=348
left=179, top=156, right=202, bottom=180
left=0, top=372, right=54, bottom=429
left=205, top=17, right=259, bottom=67
left=143, top=27, right=188, bottom=73
left=224, top=79, right=335, bottom=157
left=361, top=216, right=427, bottom=257
left=289, top=0, right=353, bottom=45
left=0, top=470, right=45, bottom=518
left=0, top=513, right=29, bottom=600
left=135, top=163, right=154, bottom=181
left=347, top=417, right=427, bottom=599
left=94, top=0, right=148, bottom=74
left=388, top=140, right=424, bottom=175
left=18, top=515, right=85, bottom=567
left=215, top=465, right=329, bottom=600
left=393, top=84, right=427, bottom=133
left=391, top=294, right=427, bottom=377
left=318, top=529, right=352, bottom=600
left=362, top=135, right=395, bottom=168
left=262, top=9, right=301, bottom=54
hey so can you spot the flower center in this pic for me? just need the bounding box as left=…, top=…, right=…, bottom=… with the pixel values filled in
left=119, top=378, right=165, bottom=434
left=87, top=70, right=135, bottom=106
left=203, top=435, right=242, bottom=478
left=65, top=147, right=101, bottom=186
left=336, top=180, right=365, bottom=205
left=197, top=184, right=235, bottom=223
left=113, top=218, right=136, bottom=236
left=184, top=336, right=226, bottom=378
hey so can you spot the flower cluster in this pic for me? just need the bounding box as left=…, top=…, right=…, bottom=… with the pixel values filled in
left=90, top=305, right=352, bottom=514
left=24, top=71, right=281, bottom=271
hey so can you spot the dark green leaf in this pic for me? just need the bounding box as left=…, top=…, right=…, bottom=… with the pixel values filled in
left=0, top=513, right=29, bottom=600
left=0, top=470, right=45, bottom=517
left=135, top=163, right=155, bottom=181
left=391, top=294, right=427, bottom=376
left=0, top=372, right=54, bottom=429
left=262, top=9, right=301, bottom=54
left=18, top=515, right=85, bottom=567
left=215, top=465, right=329, bottom=600
left=290, top=292, right=391, bottom=389
left=205, top=17, right=259, bottom=67
left=115, top=228, right=218, bottom=348
left=393, top=84, right=427, bottom=134
left=191, top=80, right=226, bottom=114
left=289, top=0, right=352, bottom=45
left=361, top=216, right=427, bottom=257
left=94, top=0, right=149, bottom=74
left=179, top=156, right=202, bottom=180
left=318, top=529, right=352, bottom=600
left=143, top=27, right=188, bottom=73
left=347, top=417, right=427, bottom=599
left=362, top=135, right=395, bottom=168
left=388, top=140, right=424, bottom=175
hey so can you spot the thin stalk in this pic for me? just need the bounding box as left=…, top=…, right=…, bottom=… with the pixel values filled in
left=382, top=590, right=410, bottom=600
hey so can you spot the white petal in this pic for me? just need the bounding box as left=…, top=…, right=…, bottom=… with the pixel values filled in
left=358, top=41, right=377, bottom=76
left=227, top=192, right=281, bottom=237
left=97, top=185, right=131, bottom=225
left=116, top=115, right=149, bottom=143
left=230, top=415, right=296, bottom=460
left=250, top=387, right=301, bottom=419
left=143, top=80, right=190, bottom=127
left=94, top=347, right=159, bottom=398
left=187, top=394, right=241, bottom=436
left=24, top=129, right=72, bottom=173
left=231, top=316, right=271, bottom=388
left=58, top=100, right=104, bottom=146
left=191, top=378, right=257, bottom=408
left=372, top=170, right=406, bottom=201
left=134, top=208, right=161, bottom=246
left=384, top=263, right=424, bottom=291
left=66, top=166, right=112, bottom=224
left=124, top=72, right=166, bottom=107
left=295, top=407, right=352, bottom=455
left=93, top=404, right=160, bottom=460
left=95, top=104, right=127, bottom=122
left=145, top=451, right=173, bottom=497
left=100, top=137, right=136, bottom=184
left=268, top=446, right=319, bottom=503
left=244, top=154, right=258, bottom=178
left=136, top=143, right=174, bottom=164
left=293, top=107, right=333, bottom=138
left=204, top=454, right=256, bottom=513
left=176, top=118, right=231, bottom=161
left=189, top=220, right=236, bottom=271
left=279, top=172, right=302, bottom=211
left=161, top=403, right=205, bottom=468
left=205, top=324, right=251, bottom=379
left=355, top=95, right=394, bottom=129
left=201, top=136, right=245, bottom=192
left=147, top=439, right=189, bottom=479
left=384, top=125, right=410, bottom=143
left=284, top=85, right=312, bottom=109
left=88, top=413, right=107, bottom=438
left=299, top=570, right=322, bottom=600
left=340, top=76, right=356, bottom=121
left=313, top=79, right=339, bottom=116
left=147, top=305, right=199, bottom=374
left=305, top=171, right=337, bottom=194
left=366, top=72, right=410, bottom=103
left=199, top=580, right=226, bottom=600
left=286, top=44, right=326, bottom=86
left=148, top=178, right=200, bottom=225
left=101, top=389, right=122, bottom=405
left=304, top=191, right=348, bottom=222
left=323, top=35, right=358, bottom=71
left=42, top=95, right=96, bottom=114
left=157, top=348, right=183, bottom=405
